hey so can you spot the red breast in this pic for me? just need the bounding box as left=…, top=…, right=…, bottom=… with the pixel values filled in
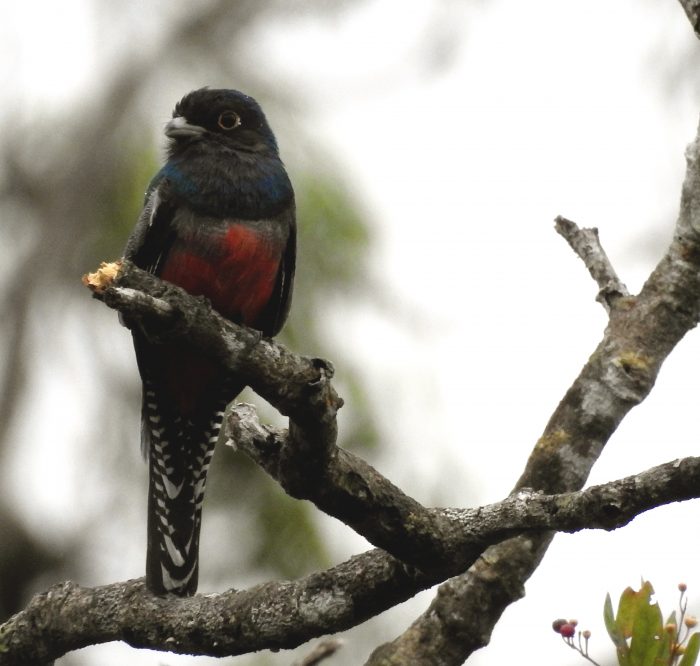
left=160, top=223, right=281, bottom=327
left=156, top=223, right=282, bottom=415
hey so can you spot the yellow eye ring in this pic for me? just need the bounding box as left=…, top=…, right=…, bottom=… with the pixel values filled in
left=217, top=111, right=241, bottom=130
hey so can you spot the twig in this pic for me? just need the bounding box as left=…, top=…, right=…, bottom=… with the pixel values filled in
left=554, top=215, right=629, bottom=312
left=677, top=0, right=700, bottom=39
left=293, top=638, right=344, bottom=666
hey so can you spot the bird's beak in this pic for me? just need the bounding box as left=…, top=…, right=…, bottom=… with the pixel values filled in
left=165, top=116, right=205, bottom=139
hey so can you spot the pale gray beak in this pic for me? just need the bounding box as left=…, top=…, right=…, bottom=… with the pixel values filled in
left=165, top=116, right=205, bottom=138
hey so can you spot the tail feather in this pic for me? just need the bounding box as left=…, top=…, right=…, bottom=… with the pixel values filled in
left=143, top=382, right=235, bottom=596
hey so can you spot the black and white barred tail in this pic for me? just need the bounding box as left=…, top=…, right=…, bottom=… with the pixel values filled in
left=142, top=382, right=231, bottom=596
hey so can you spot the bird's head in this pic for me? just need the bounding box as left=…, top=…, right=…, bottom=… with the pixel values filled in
left=165, top=88, right=280, bottom=156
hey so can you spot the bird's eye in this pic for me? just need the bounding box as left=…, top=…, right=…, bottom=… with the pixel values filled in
left=217, top=111, right=241, bottom=130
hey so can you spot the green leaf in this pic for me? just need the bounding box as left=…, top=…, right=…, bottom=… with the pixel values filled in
left=605, top=593, right=616, bottom=631
left=605, top=582, right=672, bottom=666
left=606, top=591, right=631, bottom=663
left=617, top=586, right=639, bottom=637
left=627, top=582, right=664, bottom=666
left=618, top=583, right=654, bottom=636
left=680, top=633, right=700, bottom=666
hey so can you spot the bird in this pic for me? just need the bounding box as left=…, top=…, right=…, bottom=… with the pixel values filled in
left=123, top=88, right=295, bottom=596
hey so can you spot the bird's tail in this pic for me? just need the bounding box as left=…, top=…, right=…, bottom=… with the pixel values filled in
left=142, top=384, right=229, bottom=596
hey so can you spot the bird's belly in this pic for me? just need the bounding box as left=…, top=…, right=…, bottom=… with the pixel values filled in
left=160, top=223, right=280, bottom=328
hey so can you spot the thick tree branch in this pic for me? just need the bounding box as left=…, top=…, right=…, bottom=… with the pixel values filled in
left=90, top=263, right=344, bottom=435
left=367, top=119, right=700, bottom=664
left=3, top=451, right=700, bottom=664
left=0, top=550, right=450, bottom=666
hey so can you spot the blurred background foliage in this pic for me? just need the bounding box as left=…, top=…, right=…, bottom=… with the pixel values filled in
left=0, top=1, right=388, bottom=662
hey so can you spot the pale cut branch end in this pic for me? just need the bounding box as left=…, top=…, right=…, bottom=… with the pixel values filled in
left=81, top=260, right=122, bottom=293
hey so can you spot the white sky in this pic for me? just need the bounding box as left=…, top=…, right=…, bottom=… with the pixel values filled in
left=5, top=1, right=700, bottom=664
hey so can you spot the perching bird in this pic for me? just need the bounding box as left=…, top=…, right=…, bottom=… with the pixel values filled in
left=123, top=88, right=295, bottom=596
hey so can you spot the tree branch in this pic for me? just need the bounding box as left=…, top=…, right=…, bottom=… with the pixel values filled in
left=3, top=449, right=700, bottom=663
left=89, top=261, right=344, bottom=431
left=366, top=117, right=700, bottom=664
left=230, top=401, right=700, bottom=540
